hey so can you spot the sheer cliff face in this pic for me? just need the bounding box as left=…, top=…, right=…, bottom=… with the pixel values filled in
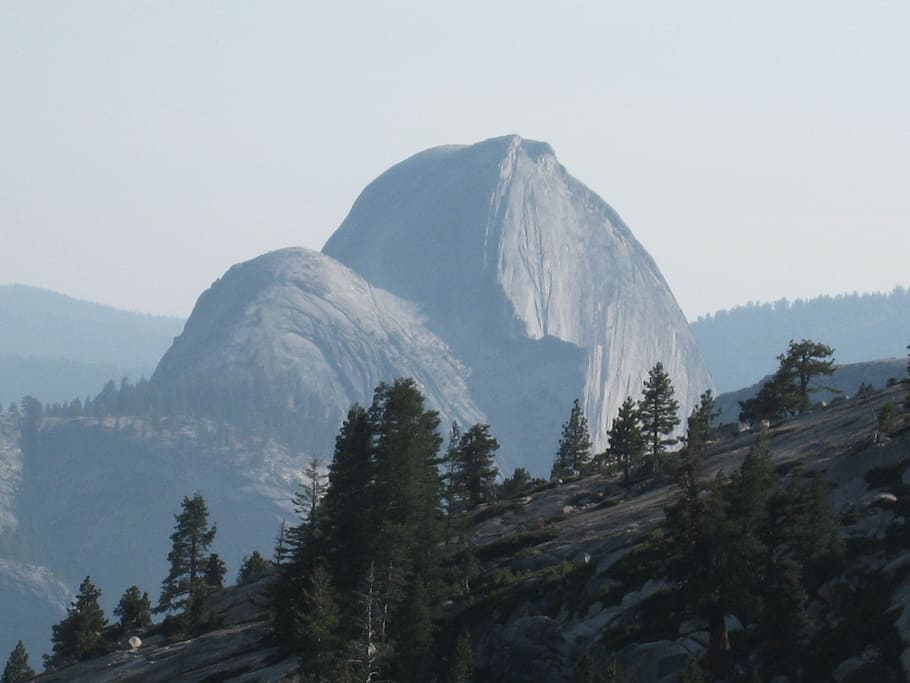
left=152, top=248, right=483, bottom=450
left=324, top=135, right=713, bottom=464
left=156, top=136, right=712, bottom=475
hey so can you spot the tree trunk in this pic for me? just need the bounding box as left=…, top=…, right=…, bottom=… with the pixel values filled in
left=706, top=609, right=729, bottom=679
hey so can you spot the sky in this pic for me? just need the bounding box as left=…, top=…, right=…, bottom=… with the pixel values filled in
left=2, top=1, right=908, bottom=322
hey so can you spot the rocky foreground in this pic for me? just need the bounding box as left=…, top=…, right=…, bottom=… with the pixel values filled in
left=32, top=383, right=910, bottom=682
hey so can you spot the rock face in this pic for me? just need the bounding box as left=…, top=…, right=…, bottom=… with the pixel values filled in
left=152, top=247, right=484, bottom=452
left=153, top=135, right=711, bottom=475
left=325, top=135, right=713, bottom=471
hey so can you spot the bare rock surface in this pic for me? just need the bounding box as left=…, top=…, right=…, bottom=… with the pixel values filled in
left=325, top=134, right=713, bottom=473
left=152, top=247, right=484, bottom=454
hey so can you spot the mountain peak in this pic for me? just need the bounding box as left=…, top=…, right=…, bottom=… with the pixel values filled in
left=323, top=135, right=713, bottom=469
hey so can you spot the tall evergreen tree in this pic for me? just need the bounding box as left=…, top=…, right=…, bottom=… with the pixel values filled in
left=686, top=390, right=718, bottom=450
left=607, top=396, right=644, bottom=481
left=637, top=363, right=680, bottom=476
left=203, top=553, right=227, bottom=589
left=113, top=586, right=152, bottom=630
left=319, top=405, right=374, bottom=599
left=46, top=576, right=109, bottom=670
left=740, top=339, right=835, bottom=422
left=453, top=423, right=500, bottom=509
left=156, top=493, right=217, bottom=615
left=551, top=398, right=593, bottom=479
left=238, top=550, right=271, bottom=584
left=2, top=641, right=34, bottom=683
left=367, top=378, right=444, bottom=682
left=442, top=421, right=463, bottom=546
left=296, top=562, right=342, bottom=681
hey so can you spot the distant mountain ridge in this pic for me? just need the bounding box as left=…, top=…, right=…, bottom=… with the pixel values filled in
left=0, top=285, right=184, bottom=406
left=691, top=286, right=910, bottom=393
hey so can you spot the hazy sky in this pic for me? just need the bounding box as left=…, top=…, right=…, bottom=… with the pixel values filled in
left=2, top=2, right=908, bottom=321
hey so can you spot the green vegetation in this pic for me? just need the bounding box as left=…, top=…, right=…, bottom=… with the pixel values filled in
left=637, top=362, right=681, bottom=476
left=1, top=641, right=34, bottom=683
left=604, top=396, right=644, bottom=480
left=155, top=493, right=220, bottom=633
left=551, top=398, right=593, bottom=479
left=739, top=339, right=835, bottom=423
left=45, top=577, right=110, bottom=671
left=113, top=586, right=152, bottom=630
left=237, top=551, right=271, bottom=584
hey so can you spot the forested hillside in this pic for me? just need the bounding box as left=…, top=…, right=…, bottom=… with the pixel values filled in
left=691, top=287, right=910, bottom=392
left=0, top=285, right=184, bottom=407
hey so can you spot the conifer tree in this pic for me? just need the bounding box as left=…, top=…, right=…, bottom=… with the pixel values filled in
left=740, top=339, right=835, bottom=422
left=46, top=576, right=109, bottom=670
left=607, top=396, right=644, bottom=481
left=638, top=363, right=680, bottom=476
left=113, top=586, right=152, bottom=630
left=777, top=339, right=835, bottom=413
left=2, top=641, right=34, bottom=683
left=441, top=421, right=463, bottom=546
left=238, top=550, right=271, bottom=584
left=156, top=493, right=217, bottom=615
left=203, top=553, right=227, bottom=589
left=447, top=630, right=474, bottom=683
left=551, top=398, right=593, bottom=479
left=273, top=520, right=289, bottom=566
left=367, top=378, right=444, bottom=682
left=453, top=423, right=500, bottom=509
left=296, top=562, right=342, bottom=680
left=319, top=405, right=373, bottom=598
left=686, top=390, right=718, bottom=450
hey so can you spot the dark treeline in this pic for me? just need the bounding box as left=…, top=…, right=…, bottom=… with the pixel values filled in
left=28, top=371, right=323, bottom=449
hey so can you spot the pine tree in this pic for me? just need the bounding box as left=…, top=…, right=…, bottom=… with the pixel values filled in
left=296, top=562, right=342, bottom=680
left=777, top=339, right=835, bottom=413
left=273, top=520, right=290, bottom=566
left=204, top=553, right=227, bottom=589
left=607, top=396, right=645, bottom=481
left=238, top=550, right=271, bottom=584
left=367, top=378, right=444, bottom=682
left=740, top=339, right=835, bottom=422
left=319, top=405, right=374, bottom=598
left=442, top=421, right=463, bottom=546
left=686, top=390, right=718, bottom=450
left=447, top=630, right=473, bottom=683
left=46, top=576, right=109, bottom=669
left=453, top=423, right=500, bottom=509
left=156, top=493, right=217, bottom=614
left=2, top=641, right=34, bottom=683
left=551, top=398, right=593, bottom=479
left=638, top=363, right=680, bottom=476
left=113, top=586, right=152, bottom=630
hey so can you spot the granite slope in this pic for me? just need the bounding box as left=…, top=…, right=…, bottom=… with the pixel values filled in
left=325, top=134, right=714, bottom=471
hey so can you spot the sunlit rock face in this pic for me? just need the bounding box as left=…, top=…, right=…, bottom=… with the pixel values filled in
left=152, top=247, right=484, bottom=453
left=325, top=135, right=713, bottom=473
